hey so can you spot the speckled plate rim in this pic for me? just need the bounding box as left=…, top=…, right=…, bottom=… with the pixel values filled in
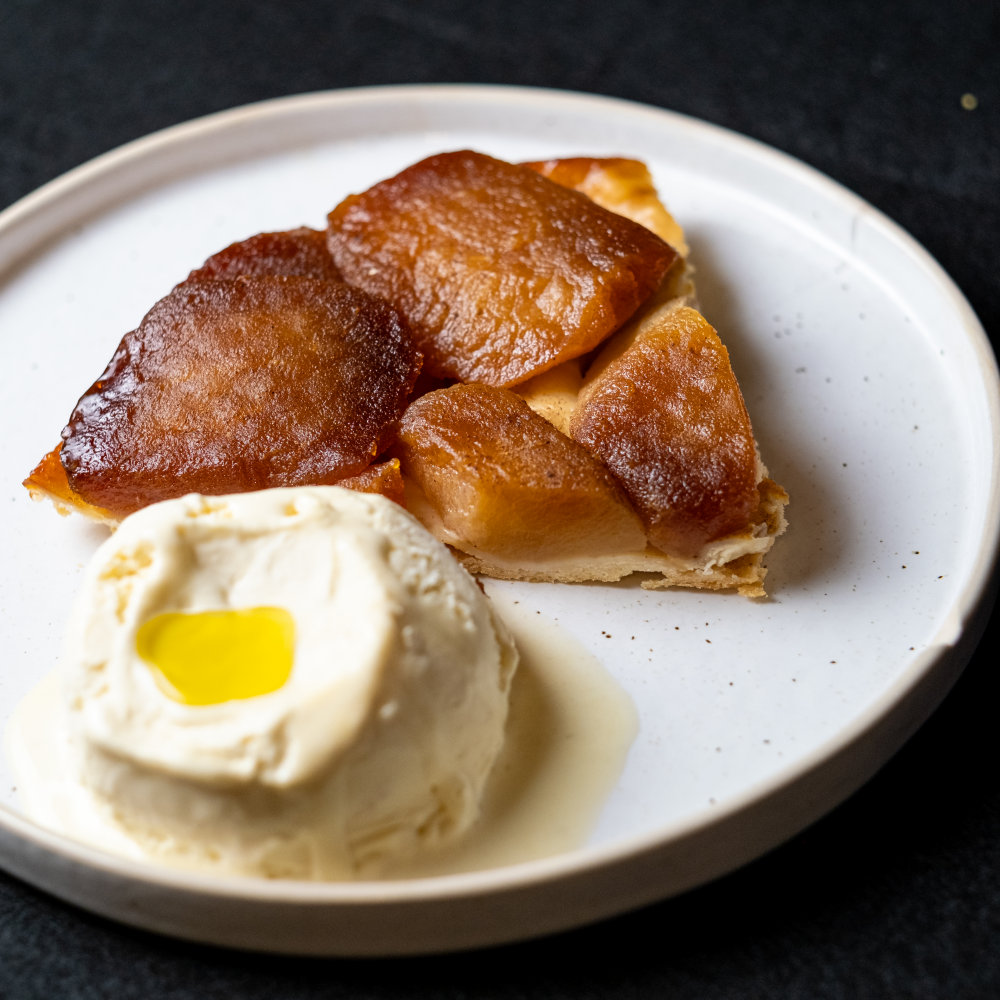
left=0, top=84, right=997, bottom=956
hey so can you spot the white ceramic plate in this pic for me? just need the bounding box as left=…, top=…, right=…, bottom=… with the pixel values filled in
left=0, top=85, right=997, bottom=956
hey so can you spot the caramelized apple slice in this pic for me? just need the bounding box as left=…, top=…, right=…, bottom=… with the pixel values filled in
left=571, top=305, right=759, bottom=559
left=327, top=150, right=677, bottom=386
left=60, top=277, right=421, bottom=518
left=395, top=383, right=646, bottom=570
left=183, top=228, right=342, bottom=282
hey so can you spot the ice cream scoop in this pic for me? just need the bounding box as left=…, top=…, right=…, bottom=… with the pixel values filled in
left=63, top=486, right=518, bottom=879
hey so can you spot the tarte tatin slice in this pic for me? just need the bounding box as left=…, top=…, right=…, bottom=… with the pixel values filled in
left=25, top=152, right=787, bottom=595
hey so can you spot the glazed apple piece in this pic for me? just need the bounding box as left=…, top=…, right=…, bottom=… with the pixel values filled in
left=58, top=276, right=421, bottom=518
left=327, top=150, right=677, bottom=387
left=394, top=383, right=646, bottom=574
left=571, top=305, right=760, bottom=559
left=182, top=227, right=342, bottom=282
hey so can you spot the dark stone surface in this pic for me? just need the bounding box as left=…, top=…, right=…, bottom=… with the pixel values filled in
left=2, top=0, right=998, bottom=996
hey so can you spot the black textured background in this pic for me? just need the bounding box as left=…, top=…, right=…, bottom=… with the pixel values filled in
left=2, top=1, right=999, bottom=997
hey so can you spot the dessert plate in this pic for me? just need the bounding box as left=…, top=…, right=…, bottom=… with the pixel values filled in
left=0, top=85, right=997, bottom=955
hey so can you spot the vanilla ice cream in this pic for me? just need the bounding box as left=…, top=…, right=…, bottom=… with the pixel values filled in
left=61, top=486, right=518, bottom=879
